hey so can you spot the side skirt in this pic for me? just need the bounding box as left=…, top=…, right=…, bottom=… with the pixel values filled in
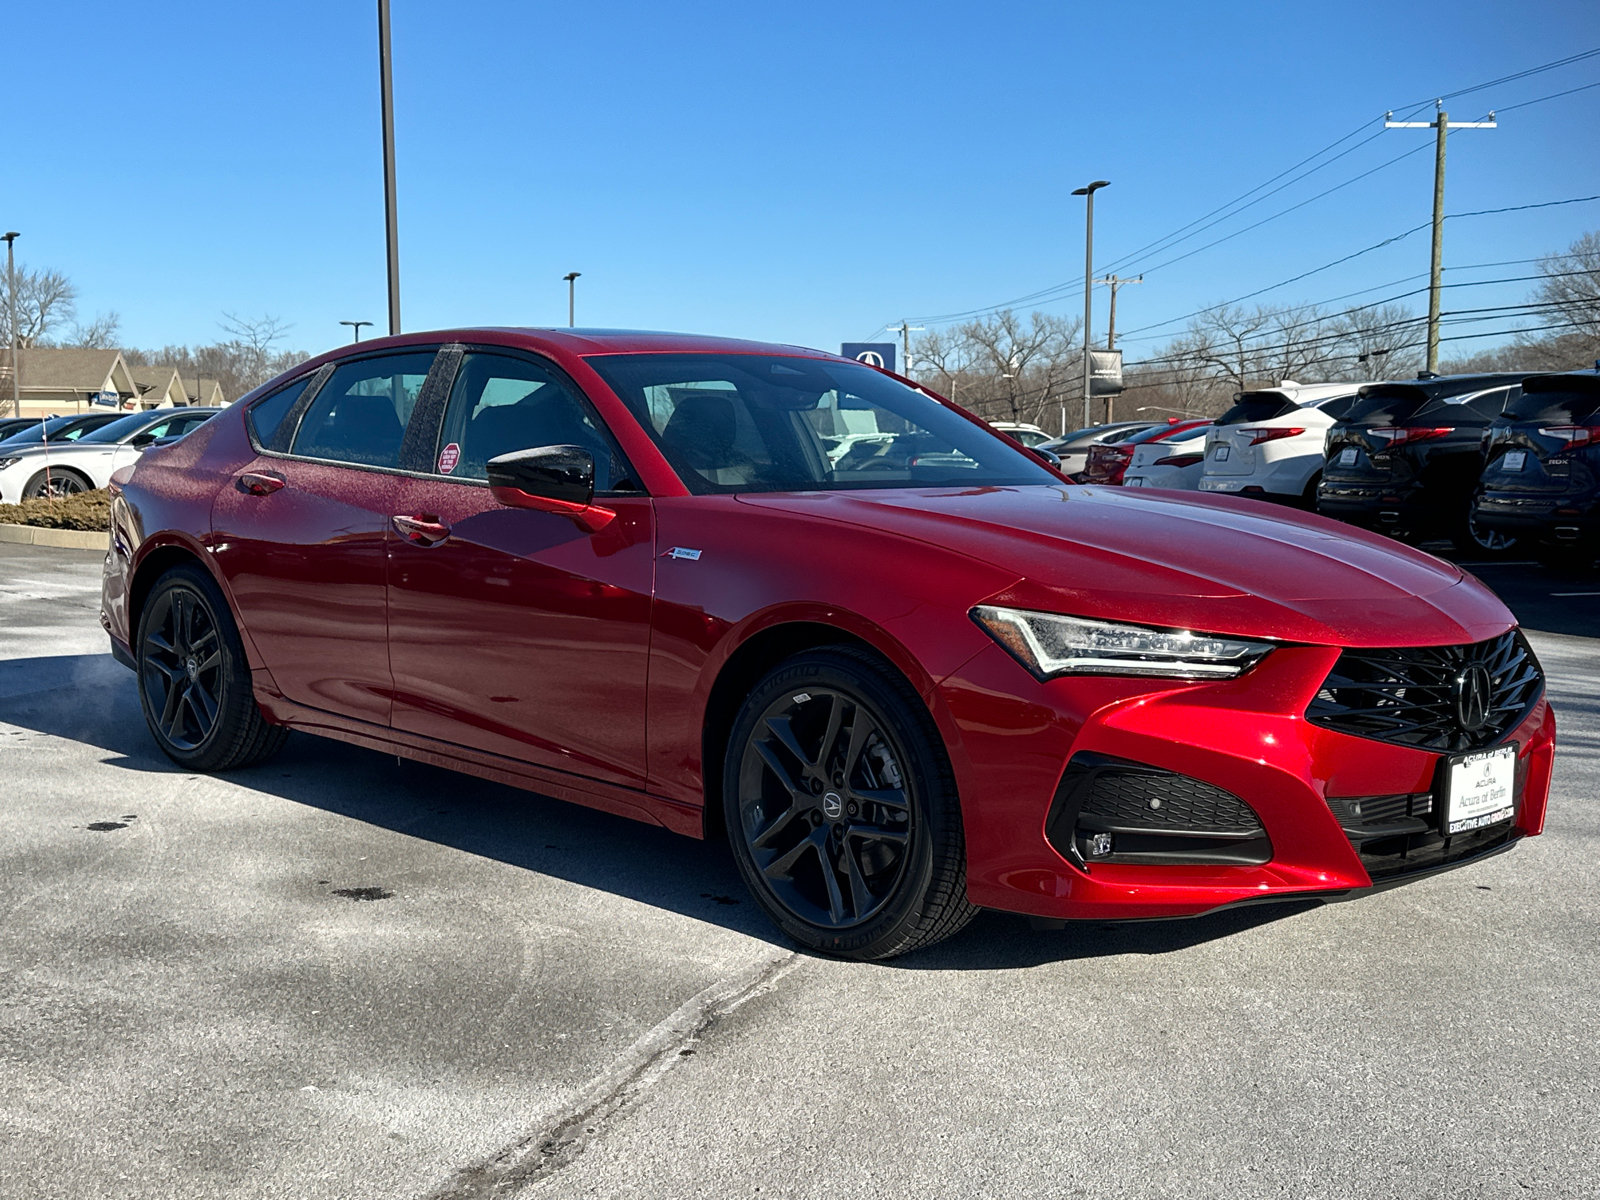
left=254, top=685, right=704, bottom=839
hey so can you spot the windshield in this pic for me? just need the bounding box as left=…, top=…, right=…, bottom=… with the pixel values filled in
left=0, top=416, right=83, bottom=447
left=77, top=412, right=161, bottom=444
left=586, top=354, right=1057, bottom=494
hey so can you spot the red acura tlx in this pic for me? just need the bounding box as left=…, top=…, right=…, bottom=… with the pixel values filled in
left=101, top=330, right=1556, bottom=959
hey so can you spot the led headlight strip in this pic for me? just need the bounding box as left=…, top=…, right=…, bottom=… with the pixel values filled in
left=971, top=605, right=1275, bottom=681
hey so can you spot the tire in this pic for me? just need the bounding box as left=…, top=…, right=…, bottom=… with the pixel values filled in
left=22, top=467, right=92, bottom=499
left=136, top=563, right=288, bottom=771
left=1451, top=506, right=1521, bottom=557
left=1299, top=472, right=1321, bottom=511
left=722, top=646, right=977, bottom=960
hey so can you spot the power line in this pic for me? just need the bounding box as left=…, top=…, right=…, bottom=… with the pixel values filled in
left=878, top=49, right=1600, bottom=334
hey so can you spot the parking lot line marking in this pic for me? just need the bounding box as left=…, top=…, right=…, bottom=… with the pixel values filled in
left=1550, top=591, right=1600, bottom=597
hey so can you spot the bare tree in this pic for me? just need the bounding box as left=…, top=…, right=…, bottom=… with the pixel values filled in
left=1329, top=302, right=1424, bottom=379
left=64, top=311, right=123, bottom=349
left=911, top=310, right=1080, bottom=426
left=219, top=312, right=296, bottom=390
left=0, top=264, right=78, bottom=346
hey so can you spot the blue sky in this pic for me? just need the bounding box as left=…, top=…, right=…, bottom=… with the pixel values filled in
left=4, top=0, right=1597, bottom=362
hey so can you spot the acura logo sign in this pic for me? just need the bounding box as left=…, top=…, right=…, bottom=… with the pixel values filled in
left=1454, top=664, right=1493, bottom=733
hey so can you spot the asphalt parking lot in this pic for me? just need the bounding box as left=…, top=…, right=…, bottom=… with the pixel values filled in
left=2, top=541, right=1596, bottom=1200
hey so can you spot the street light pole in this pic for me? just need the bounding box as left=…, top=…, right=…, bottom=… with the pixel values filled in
left=340, top=320, right=373, bottom=343
left=1071, top=181, right=1110, bottom=429
left=378, top=0, right=401, bottom=336
left=3, top=232, right=18, bottom=419
left=564, top=272, right=581, bottom=327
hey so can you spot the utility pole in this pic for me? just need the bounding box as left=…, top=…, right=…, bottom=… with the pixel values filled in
left=1385, top=104, right=1495, bottom=373
left=1071, top=181, right=1110, bottom=428
left=340, top=320, right=373, bottom=343
left=378, top=0, right=401, bottom=336
left=886, top=320, right=923, bottom=378
left=564, top=272, right=581, bottom=327
left=1097, top=274, right=1142, bottom=350
left=3, top=232, right=17, bottom=418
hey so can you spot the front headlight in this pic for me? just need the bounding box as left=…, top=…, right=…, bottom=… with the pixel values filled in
left=972, top=605, right=1275, bottom=680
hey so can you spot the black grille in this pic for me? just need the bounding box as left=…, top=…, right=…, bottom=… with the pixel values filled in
left=1078, top=768, right=1260, bottom=832
left=1306, top=630, right=1542, bottom=752
left=1046, top=753, right=1271, bottom=868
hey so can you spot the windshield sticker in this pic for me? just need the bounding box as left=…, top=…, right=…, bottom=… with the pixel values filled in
left=438, top=443, right=461, bottom=474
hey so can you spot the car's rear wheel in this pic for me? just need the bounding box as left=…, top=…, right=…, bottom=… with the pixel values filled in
left=22, top=467, right=92, bottom=499
left=137, top=563, right=289, bottom=771
left=1452, top=506, right=1521, bottom=557
left=723, top=646, right=976, bottom=960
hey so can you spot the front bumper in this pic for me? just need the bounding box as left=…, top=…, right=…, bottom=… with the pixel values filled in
left=936, top=641, right=1555, bottom=921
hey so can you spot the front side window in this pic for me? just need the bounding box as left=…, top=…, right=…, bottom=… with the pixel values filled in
left=586, top=354, right=1055, bottom=493
left=431, top=353, right=637, bottom=491
left=291, top=352, right=435, bottom=468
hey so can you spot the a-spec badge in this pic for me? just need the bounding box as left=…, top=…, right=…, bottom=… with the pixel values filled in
left=665, top=547, right=702, bottom=561
left=437, top=443, right=461, bottom=474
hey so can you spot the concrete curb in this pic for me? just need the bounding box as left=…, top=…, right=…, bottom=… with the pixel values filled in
left=0, top=522, right=109, bottom=550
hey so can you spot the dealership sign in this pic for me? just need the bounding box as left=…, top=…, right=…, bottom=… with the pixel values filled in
left=840, top=342, right=896, bottom=373
left=1089, top=349, right=1124, bottom=396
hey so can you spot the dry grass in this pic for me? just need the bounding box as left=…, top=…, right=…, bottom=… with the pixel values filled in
left=0, top=488, right=112, bottom=531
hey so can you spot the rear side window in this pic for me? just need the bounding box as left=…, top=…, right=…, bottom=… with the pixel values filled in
left=1504, top=379, right=1600, bottom=423
left=432, top=352, right=637, bottom=490
left=291, top=352, right=436, bottom=468
left=248, top=376, right=314, bottom=447
left=1216, top=394, right=1295, bottom=425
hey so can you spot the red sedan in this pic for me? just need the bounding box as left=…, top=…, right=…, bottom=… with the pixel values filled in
left=1078, top=418, right=1212, bottom=486
left=101, top=330, right=1556, bottom=959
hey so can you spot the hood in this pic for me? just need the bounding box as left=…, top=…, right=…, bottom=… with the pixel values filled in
left=738, top=485, right=1514, bottom=648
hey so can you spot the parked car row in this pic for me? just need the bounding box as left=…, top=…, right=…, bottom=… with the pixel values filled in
left=1040, top=369, right=1599, bottom=571
left=0, top=408, right=222, bottom=503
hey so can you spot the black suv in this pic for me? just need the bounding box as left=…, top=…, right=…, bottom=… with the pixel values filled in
left=1317, top=373, right=1525, bottom=553
left=1475, top=371, right=1600, bottom=572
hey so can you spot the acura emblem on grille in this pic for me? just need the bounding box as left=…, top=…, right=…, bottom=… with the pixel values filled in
left=1455, top=663, right=1493, bottom=733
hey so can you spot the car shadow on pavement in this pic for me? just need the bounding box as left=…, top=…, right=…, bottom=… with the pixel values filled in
left=3, top=652, right=1331, bottom=967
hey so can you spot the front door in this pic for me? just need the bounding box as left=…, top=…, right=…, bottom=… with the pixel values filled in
left=211, top=350, right=438, bottom=725
left=386, top=350, right=655, bottom=788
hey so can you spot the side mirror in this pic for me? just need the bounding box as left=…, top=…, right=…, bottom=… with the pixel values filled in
left=486, top=445, right=616, bottom=533
left=129, top=432, right=157, bottom=448
left=1033, top=447, right=1062, bottom=469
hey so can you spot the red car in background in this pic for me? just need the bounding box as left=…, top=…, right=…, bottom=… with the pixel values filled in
left=102, top=329, right=1555, bottom=960
left=1079, top=418, right=1212, bottom=485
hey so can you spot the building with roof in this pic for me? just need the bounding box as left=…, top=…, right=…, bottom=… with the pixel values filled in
left=0, top=348, right=226, bottom=418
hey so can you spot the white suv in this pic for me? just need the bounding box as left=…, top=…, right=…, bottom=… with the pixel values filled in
left=1197, top=381, right=1372, bottom=506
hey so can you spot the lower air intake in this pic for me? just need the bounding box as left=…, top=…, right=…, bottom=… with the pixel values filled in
left=1046, top=752, right=1271, bottom=868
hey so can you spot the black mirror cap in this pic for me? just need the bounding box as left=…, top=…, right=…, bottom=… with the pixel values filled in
left=1033, top=447, right=1062, bottom=469
left=486, top=444, right=595, bottom=507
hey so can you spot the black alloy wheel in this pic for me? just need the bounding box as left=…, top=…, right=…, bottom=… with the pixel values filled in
left=23, top=467, right=91, bottom=499
left=724, top=647, right=976, bottom=960
left=137, top=564, right=289, bottom=771
left=1453, top=503, right=1520, bottom=557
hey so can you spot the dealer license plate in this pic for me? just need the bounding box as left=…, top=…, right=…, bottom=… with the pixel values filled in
left=1211, top=444, right=1230, bottom=461
left=1338, top=447, right=1358, bottom=466
left=1501, top=450, right=1526, bottom=471
left=1442, top=745, right=1516, bottom=835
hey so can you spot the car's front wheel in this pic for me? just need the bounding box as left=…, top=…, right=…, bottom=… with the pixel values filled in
left=136, top=563, right=288, bottom=771
left=22, top=467, right=92, bottom=498
left=723, top=646, right=976, bottom=960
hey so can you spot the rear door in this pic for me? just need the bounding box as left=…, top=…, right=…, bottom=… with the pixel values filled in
left=210, top=349, right=439, bottom=725
left=384, top=349, right=655, bottom=788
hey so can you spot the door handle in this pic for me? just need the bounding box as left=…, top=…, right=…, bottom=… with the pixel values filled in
left=392, top=514, right=451, bottom=545
left=236, top=471, right=286, bottom=496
